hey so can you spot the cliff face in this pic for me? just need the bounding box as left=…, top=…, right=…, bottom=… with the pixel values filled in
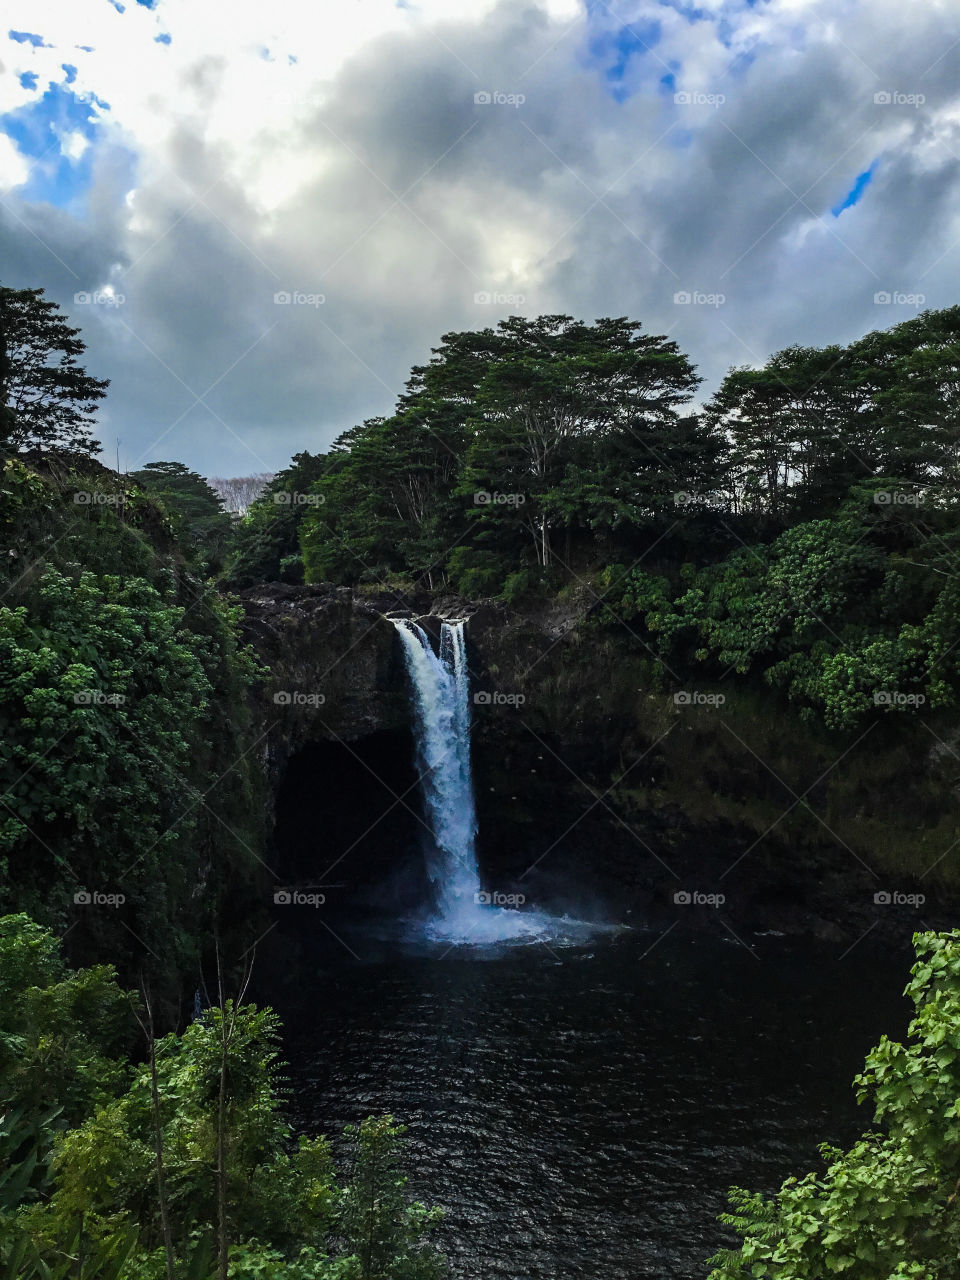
left=239, top=585, right=410, bottom=781
left=240, top=584, right=960, bottom=937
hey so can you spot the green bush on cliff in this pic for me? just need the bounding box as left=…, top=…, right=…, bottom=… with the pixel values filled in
left=604, top=490, right=960, bottom=728
left=0, top=454, right=266, bottom=987
left=709, top=930, right=960, bottom=1278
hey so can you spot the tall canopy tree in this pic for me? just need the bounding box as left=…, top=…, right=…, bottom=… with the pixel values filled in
left=299, top=314, right=714, bottom=589
left=131, top=461, right=233, bottom=570
left=0, top=286, right=109, bottom=455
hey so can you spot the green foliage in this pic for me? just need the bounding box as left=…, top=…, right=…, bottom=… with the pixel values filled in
left=0, top=564, right=262, bottom=973
left=299, top=314, right=712, bottom=592
left=0, top=915, right=131, bottom=1128
left=0, top=285, right=109, bottom=455
left=338, top=1116, right=445, bottom=1280
left=608, top=489, right=960, bottom=727
left=708, top=930, right=960, bottom=1278
left=223, top=453, right=327, bottom=589
left=131, top=463, right=233, bottom=574
left=0, top=455, right=266, bottom=984
left=707, top=307, right=960, bottom=518
left=0, top=919, right=446, bottom=1280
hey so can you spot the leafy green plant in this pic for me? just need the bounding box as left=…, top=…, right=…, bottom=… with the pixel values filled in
left=708, top=930, right=960, bottom=1277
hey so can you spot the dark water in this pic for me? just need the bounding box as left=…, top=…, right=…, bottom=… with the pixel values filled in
left=277, top=926, right=910, bottom=1280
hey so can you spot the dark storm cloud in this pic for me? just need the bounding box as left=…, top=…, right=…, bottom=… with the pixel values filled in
left=2, top=0, right=959, bottom=474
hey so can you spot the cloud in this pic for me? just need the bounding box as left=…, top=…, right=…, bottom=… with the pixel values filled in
left=0, top=0, right=959, bottom=476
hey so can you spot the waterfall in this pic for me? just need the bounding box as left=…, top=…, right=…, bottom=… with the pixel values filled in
left=393, top=617, right=557, bottom=943
left=392, top=615, right=603, bottom=944
left=392, top=619, right=482, bottom=922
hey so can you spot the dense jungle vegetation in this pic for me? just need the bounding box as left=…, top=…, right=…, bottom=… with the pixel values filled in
left=3, top=281, right=960, bottom=1275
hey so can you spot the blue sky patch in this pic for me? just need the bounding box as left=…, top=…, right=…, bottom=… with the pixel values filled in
left=9, top=30, right=50, bottom=48
left=588, top=20, right=662, bottom=101
left=0, top=81, right=109, bottom=207
left=832, top=162, right=877, bottom=216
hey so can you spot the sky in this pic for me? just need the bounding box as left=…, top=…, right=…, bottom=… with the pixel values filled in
left=1, top=0, right=959, bottom=478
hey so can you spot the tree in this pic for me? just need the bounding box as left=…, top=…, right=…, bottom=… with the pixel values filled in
left=709, top=930, right=960, bottom=1278
left=709, top=306, right=960, bottom=519
left=0, top=916, right=446, bottom=1279
left=225, top=452, right=327, bottom=587
left=0, top=286, right=108, bottom=455
left=131, top=461, right=233, bottom=571
left=440, top=315, right=704, bottom=567
left=299, top=314, right=713, bottom=593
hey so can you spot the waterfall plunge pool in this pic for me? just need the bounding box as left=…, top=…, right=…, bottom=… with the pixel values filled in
left=264, top=617, right=912, bottom=1276
left=273, top=927, right=910, bottom=1279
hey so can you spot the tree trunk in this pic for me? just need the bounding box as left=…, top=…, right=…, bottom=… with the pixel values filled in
left=147, top=1003, right=176, bottom=1280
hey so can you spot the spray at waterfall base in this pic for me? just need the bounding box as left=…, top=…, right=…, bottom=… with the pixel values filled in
left=391, top=617, right=610, bottom=946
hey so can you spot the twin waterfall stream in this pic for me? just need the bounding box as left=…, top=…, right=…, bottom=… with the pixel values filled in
left=392, top=617, right=560, bottom=943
